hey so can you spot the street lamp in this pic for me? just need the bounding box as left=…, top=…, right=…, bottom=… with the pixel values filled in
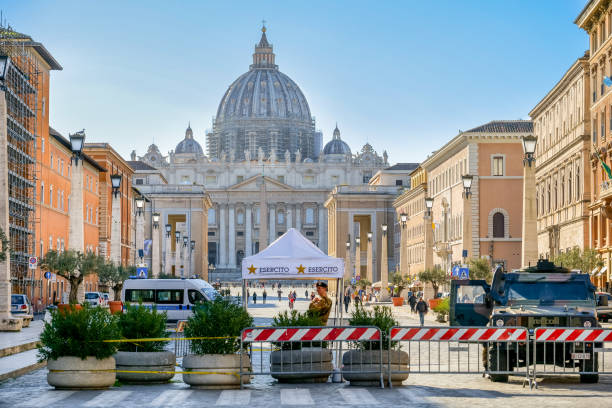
left=367, top=231, right=373, bottom=242
left=461, top=174, right=473, bottom=198
left=190, top=240, right=195, bottom=251
left=382, top=223, right=388, bottom=236
left=135, top=197, right=145, bottom=216
left=400, top=213, right=407, bottom=228
left=346, top=239, right=350, bottom=250
left=68, top=130, right=85, bottom=165
left=522, top=135, right=537, bottom=167
left=183, top=236, right=189, bottom=247
left=153, top=213, right=160, bottom=229
left=175, top=231, right=181, bottom=243
left=425, top=197, right=433, bottom=217
left=355, top=236, right=361, bottom=247
left=110, top=174, right=122, bottom=198
left=165, top=223, right=172, bottom=237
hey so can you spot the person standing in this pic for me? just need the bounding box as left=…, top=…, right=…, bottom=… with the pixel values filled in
left=343, top=290, right=351, bottom=313
left=408, top=293, right=417, bottom=313
left=277, top=289, right=282, bottom=301
left=253, top=292, right=257, bottom=304
left=308, top=282, right=333, bottom=325
left=416, top=297, right=428, bottom=326
left=288, top=293, right=294, bottom=310
left=305, top=289, right=309, bottom=298
left=263, top=290, right=267, bottom=304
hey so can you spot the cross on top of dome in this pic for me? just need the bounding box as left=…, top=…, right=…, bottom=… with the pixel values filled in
left=252, top=22, right=276, bottom=69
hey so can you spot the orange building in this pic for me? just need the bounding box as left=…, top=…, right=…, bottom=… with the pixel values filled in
left=83, top=143, right=135, bottom=265
left=35, top=129, right=104, bottom=305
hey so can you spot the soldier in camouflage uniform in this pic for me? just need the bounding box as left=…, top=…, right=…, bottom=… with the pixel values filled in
left=309, top=281, right=333, bottom=325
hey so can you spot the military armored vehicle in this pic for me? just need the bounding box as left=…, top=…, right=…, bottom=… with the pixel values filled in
left=450, top=259, right=599, bottom=383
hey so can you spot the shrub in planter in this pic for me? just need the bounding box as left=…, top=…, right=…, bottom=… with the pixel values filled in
left=432, top=297, right=449, bottom=323
left=115, top=304, right=174, bottom=383
left=38, top=305, right=119, bottom=389
left=269, top=310, right=331, bottom=383
left=343, top=305, right=409, bottom=386
left=182, top=298, right=253, bottom=389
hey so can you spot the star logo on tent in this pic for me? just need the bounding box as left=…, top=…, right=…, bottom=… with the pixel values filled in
left=296, top=264, right=306, bottom=274
left=248, top=264, right=257, bottom=274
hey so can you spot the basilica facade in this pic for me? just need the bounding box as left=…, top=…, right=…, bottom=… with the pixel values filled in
left=131, top=26, right=388, bottom=276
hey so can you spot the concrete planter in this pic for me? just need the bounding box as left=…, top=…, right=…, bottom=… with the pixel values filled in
left=342, top=349, right=409, bottom=386
left=182, top=354, right=250, bottom=389
left=114, top=351, right=175, bottom=383
left=47, top=356, right=115, bottom=389
left=392, top=297, right=404, bottom=307
left=270, top=347, right=332, bottom=383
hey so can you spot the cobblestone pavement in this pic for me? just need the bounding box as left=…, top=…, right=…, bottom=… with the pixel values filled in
left=2, top=288, right=611, bottom=407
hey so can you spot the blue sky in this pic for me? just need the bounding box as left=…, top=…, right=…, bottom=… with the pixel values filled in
left=3, top=0, right=588, bottom=163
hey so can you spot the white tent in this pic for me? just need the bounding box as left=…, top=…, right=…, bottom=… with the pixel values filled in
left=241, top=228, right=344, bottom=280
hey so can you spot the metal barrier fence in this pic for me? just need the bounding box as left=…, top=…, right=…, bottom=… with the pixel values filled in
left=388, top=326, right=531, bottom=387
left=532, top=327, right=612, bottom=385
left=240, top=326, right=384, bottom=388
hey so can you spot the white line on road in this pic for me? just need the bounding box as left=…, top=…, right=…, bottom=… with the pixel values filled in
left=280, top=388, right=314, bottom=405
left=397, top=387, right=434, bottom=405
left=150, top=390, right=193, bottom=406
left=339, top=388, right=377, bottom=404
left=216, top=390, right=251, bottom=405
left=17, top=391, right=75, bottom=407
left=82, top=390, right=131, bottom=407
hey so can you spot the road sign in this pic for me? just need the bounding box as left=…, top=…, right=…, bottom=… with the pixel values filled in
left=350, top=278, right=356, bottom=285
left=136, top=266, right=148, bottom=279
left=44, top=271, right=51, bottom=279
left=459, top=267, right=469, bottom=280
left=462, top=249, right=468, bottom=258
left=356, top=275, right=361, bottom=281
left=28, top=256, right=38, bottom=269
left=452, top=265, right=460, bottom=277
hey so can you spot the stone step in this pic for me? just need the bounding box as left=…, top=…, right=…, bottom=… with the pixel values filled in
left=0, top=348, right=46, bottom=382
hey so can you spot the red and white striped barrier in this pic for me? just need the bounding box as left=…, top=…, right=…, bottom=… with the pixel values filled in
left=535, top=328, right=612, bottom=342
left=242, top=327, right=380, bottom=342
left=390, top=327, right=527, bottom=342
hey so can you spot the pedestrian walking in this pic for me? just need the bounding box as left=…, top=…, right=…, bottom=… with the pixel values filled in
left=416, top=297, right=428, bottom=326
left=305, top=289, right=308, bottom=298
left=310, top=291, right=315, bottom=301
left=288, top=293, right=294, bottom=310
left=253, top=292, right=257, bottom=304
left=247, top=288, right=250, bottom=301
left=343, top=290, right=351, bottom=313
left=263, top=290, right=267, bottom=304
left=277, top=289, right=282, bottom=301
left=408, top=293, right=417, bottom=313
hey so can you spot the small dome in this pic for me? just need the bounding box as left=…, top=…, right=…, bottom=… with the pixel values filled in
left=323, top=124, right=351, bottom=155
left=175, top=123, right=203, bottom=155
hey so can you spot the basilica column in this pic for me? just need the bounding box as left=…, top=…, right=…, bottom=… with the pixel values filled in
left=164, top=226, right=172, bottom=276
left=228, top=204, right=236, bottom=268
left=219, top=204, right=227, bottom=268
left=152, top=214, right=161, bottom=278
left=175, top=233, right=182, bottom=277
left=318, top=204, right=327, bottom=252
left=269, top=204, right=276, bottom=243
left=245, top=203, right=253, bottom=257
left=287, top=205, right=293, bottom=230
left=295, top=205, right=302, bottom=232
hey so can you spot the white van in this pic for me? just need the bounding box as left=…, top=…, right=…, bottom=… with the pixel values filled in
left=121, top=278, right=219, bottom=321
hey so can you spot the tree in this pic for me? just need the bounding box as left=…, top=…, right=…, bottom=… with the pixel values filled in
left=98, top=262, right=135, bottom=299
left=418, top=267, right=448, bottom=297
left=552, top=248, right=603, bottom=273
left=356, top=279, right=372, bottom=290
left=468, top=257, right=493, bottom=282
left=390, top=272, right=409, bottom=297
left=40, top=250, right=103, bottom=303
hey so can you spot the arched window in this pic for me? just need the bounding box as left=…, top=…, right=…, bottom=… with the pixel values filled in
left=568, top=171, right=572, bottom=203
left=576, top=165, right=580, bottom=200
left=493, top=213, right=505, bottom=238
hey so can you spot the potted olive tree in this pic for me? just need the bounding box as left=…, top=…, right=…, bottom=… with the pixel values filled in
left=98, top=262, right=134, bottom=314
left=269, top=310, right=331, bottom=383
left=182, top=298, right=253, bottom=389
left=38, top=305, right=120, bottom=389
left=115, top=304, right=175, bottom=383
left=390, top=272, right=408, bottom=307
left=343, top=305, right=409, bottom=386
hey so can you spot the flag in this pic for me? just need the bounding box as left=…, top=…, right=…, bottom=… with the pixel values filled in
left=594, top=145, right=612, bottom=180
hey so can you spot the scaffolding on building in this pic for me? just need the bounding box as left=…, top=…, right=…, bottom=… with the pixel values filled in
left=0, top=25, right=40, bottom=296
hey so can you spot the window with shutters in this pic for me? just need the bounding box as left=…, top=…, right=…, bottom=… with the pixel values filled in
left=492, top=156, right=504, bottom=176
left=492, top=213, right=505, bottom=238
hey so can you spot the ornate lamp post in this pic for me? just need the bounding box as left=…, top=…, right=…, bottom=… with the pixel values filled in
left=424, top=197, right=434, bottom=271
left=355, top=236, right=361, bottom=280
left=151, top=213, right=161, bottom=278
left=67, top=130, right=87, bottom=302
left=109, top=173, right=122, bottom=265
left=164, top=223, right=172, bottom=276
left=366, top=231, right=373, bottom=282
left=134, top=197, right=145, bottom=265
left=174, top=231, right=181, bottom=277
left=521, top=135, right=538, bottom=267
left=380, top=224, right=389, bottom=301
left=461, top=175, right=473, bottom=263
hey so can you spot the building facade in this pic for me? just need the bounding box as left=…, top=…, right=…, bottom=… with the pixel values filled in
left=393, top=166, right=428, bottom=279
left=576, top=0, right=612, bottom=289
left=421, top=121, right=530, bottom=274
left=530, top=56, right=591, bottom=261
